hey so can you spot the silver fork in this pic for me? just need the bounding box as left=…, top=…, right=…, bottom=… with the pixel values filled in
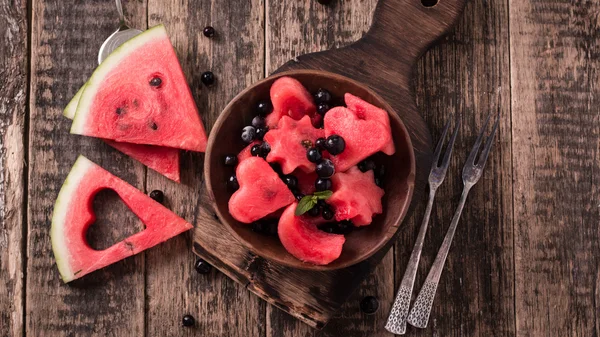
left=406, top=112, right=500, bottom=329
left=385, top=118, right=460, bottom=335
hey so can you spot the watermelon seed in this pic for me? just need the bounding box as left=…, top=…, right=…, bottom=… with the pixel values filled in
left=116, top=107, right=124, bottom=115
left=132, top=99, right=139, bottom=107
left=149, top=77, right=162, bottom=87
left=124, top=241, right=134, bottom=252
left=149, top=190, right=164, bottom=204
left=301, top=139, right=313, bottom=148
left=182, top=314, right=196, bottom=327
left=150, top=122, right=158, bottom=130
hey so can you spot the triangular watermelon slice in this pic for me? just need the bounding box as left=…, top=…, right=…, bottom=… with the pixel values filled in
left=70, top=25, right=207, bottom=152
left=51, top=156, right=193, bottom=282
left=64, top=85, right=181, bottom=182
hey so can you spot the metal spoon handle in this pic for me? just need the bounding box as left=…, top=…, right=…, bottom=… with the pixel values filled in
left=115, top=0, right=125, bottom=26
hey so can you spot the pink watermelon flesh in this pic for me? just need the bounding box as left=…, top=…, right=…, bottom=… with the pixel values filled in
left=294, top=169, right=317, bottom=195
left=265, top=77, right=317, bottom=129
left=264, top=115, right=325, bottom=174
left=327, top=167, right=384, bottom=226
left=228, top=157, right=295, bottom=223
left=237, top=141, right=261, bottom=163
left=105, top=141, right=180, bottom=182
left=344, top=93, right=395, bottom=155
left=70, top=25, right=208, bottom=152
left=324, top=106, right=394, bottom=172
left=51, top=156, right=193, bottom=282
left=278, top=203, right=345, bottom=265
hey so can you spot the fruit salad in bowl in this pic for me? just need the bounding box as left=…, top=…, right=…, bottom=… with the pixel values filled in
left=205, top=70, right=415, bottom=270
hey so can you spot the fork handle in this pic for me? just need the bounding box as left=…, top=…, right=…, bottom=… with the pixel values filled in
left=406, top=185, right=472, bottom=328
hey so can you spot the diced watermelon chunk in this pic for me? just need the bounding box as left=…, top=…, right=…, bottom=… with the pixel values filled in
left=327, top=167, right=384, bottom=226
left=228, top=157, right=295, bottom=223
left=278, top=203, right=345, bottom=265
left=264, top=115, right=325, bottom=174
left=265, top=77, right=317, bottom=129
left=344, top=93, right=395, bottom=155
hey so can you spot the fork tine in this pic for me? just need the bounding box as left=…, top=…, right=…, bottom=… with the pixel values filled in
left=465, top=112, right=493, bottom=166
left=440, top=119, right=461, bottom=169
left=432, top=119, right=452, bottom=168
left=476, top=112, right=500, bottom=168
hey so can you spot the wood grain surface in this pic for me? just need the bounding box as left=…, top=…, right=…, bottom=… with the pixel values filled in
left=1, top=0, right=598, bottom=336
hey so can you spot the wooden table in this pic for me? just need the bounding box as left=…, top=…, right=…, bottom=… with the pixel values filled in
left=1, top=0, right=598, bottom=336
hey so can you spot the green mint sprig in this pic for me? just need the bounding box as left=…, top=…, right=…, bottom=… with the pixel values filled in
left=295, top=190, right=332, bottom=216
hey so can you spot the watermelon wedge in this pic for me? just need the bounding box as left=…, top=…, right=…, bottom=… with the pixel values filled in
left=64, top=86, right=181, bottom=182
left=51, top=156, right=193, bottom=282
left=278, top=203, right=345, bottom=265
left=266, top=77, right=317, bottom=129
left=70, top=25, right=207, bottom=152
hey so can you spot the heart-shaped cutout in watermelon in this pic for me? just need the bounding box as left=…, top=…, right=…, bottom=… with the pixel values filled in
left=265, top=77, right=317, bottom=129
left=51, top=156, right=193, bottom=282
left=228, top=157, right=295, bottom=223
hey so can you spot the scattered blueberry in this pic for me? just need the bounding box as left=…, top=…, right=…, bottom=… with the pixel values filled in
left=265, top=221, right=278, bottom=236
left=375, top=177, right=384, bottom=188
left=227, top=175, right=239, bottom=191
left=325, top=135, right=345, bottom=155
left=283, top=175, right=298, bottom=189
left=260, top=142, right=271, bottom=157
left=315, top=137, right=327, bottom=151
left=337, top=220, right=354, bottom=234
left=194, top=258, right=212, bottom=274
left=270, top=163, right=283, bottom=176
left=255, top=127, right=268, bottom=141
left=242, top=126, right=256, bottom=143
left=256, top=100, right=273, bottom=116
left=376, top=164, right=386, bottom=178
left=322, top=207, right=334, bottom=220
left=252, top=116, right=266, bottom=128
left=307, top=204, right=321, bottom=217
left=319, top=223, right=336, bottom=233
left=293, top=190, right=305, bottom=201
left=224, top=154, right=238, bottom=166
left=149, top=190, right=164, bottom=204
left=316, top=102, right=330, bottom=116
left=316, top=159, right=335, bottom=178
left=149, top=77, right=162, bottom=87
left=203, top=26, right=215, bottom=37
left=358, top=159, right=376, bottom=172
left=201, top=71, right=215, bottom=86
left=315, top=178, right=332, bottom=191
left=250, top=144, right=262, bottom=156
left=360, top=296, right=379, bottom=314
left=314, top=88, right=332, bottom=103
left=306, top=147, right=322, bottom=163
left=182, top=314, right=196, bottom=327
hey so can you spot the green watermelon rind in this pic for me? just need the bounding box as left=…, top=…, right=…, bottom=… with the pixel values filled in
left=63, top=83, right=86, bottom=119
left=71, top=24, right=167, bottom=133
left=51, top=155, right=94, bottom=282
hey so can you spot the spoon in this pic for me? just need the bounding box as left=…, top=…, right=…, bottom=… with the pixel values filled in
left=97, top=0, right=143, bottom=64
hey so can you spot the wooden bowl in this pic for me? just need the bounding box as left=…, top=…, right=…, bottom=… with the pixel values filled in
left=205, top=70, right=415, bottom=270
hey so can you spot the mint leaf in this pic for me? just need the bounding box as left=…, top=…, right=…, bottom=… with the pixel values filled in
left=313, top=190, right=333, bottom=200
left=295, top=195, right=317, bottom=216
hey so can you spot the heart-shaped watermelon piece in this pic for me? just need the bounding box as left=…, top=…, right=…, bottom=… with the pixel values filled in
left=264, top=115, right=325, bottom=174
left=344, top=93, right=395, bottom=155
left=278, top=203, right=345, bottom=265
left=265, top=77, right=317, bottom=129
left=327, top=167, right=384, bottom=226
left=228, top=157, right=295, bottom=223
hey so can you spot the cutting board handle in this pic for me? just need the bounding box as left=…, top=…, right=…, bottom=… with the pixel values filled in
left=366, top=0, right=467, bottom=61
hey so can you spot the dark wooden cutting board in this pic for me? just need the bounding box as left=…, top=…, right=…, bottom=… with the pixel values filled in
left=192, top=0, right=467, bottom=328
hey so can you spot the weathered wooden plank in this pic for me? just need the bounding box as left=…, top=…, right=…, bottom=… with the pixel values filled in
left=395, top=0, right=515, bottom=335
left=509, top=0, right=600, bottom=336
left=0, top=0, right=28, bottom=336
left=26, top=0, right=147, bottom=336
left=145, top=0, right=266, bottom=336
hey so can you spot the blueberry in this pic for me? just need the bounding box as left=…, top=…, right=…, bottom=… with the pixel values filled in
left=227, top=175, right=239, bottom=191
left=337, top=220, right=354, bottom=234
left=182, top=314, right=196, bottom=327
left=149, top=77, right=162, bottom=87
left=325, top=135, right=345, bottom=155
left=203, top=26, right=215, bottom=37
left=256, top=100, right=273, bottom=116
left=306, top=147, right=322, bottom=163
left=242, top=126, right=256, bottom=143
left=149, top=190, right=164, bottom=203
left=319, top=223, right=336, bottom=233
left=255, top=127, right=268, bottom=141
left=307, top=204, right=321, bottom=217
left=322, top=206, right=334, bottom=220
left=260, top=142, right=271, bottom=157
left=360, top=296, right=379, bottom=314
left=194, top=258, right=212, bottom=274
left=315, top=178, right=332, bottom=191
left=224, top=154, right=238, bottom=166
left=270, top=163, right=283, bottom=176
left=358, top=159, right=376, bottom=172
left=252, top=116, right=266, bottom=128
left=283, top=175, right=298, bottom=189
left=250, top=144, right=261, bottom=157
left=375, top=177, right=384, bottom=188
left=317, top=0, right=333, bottom=5
left=315, top=137, right=327, bottom=150
left=201, top=71, right=215, bottom=86
left=314, top=88, right=332, bottom=103
left=293, top=190, right=305, bottom=201
left=316, top=102, right=330, bottom=116
left=316, top=159, right=335, bottom=178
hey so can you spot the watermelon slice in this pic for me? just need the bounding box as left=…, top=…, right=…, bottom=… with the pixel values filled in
left=265, top=77, right=317, bottom=129
left=70, top=25, right=207, bottom=152
left=344, top=93, right=395, bottom=155
left=51, top=156, right=193, bottom=282
left=264, top=115, right=325, bottom=174
left=64, top=86, right=181, bottom=182
left=324, top=106, right=394, bottom=172
left=278, top=203, right=345, bottom=265
left=228, top=157, right=295, bottom=223
left=327, top=167, right=384, bottom=226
